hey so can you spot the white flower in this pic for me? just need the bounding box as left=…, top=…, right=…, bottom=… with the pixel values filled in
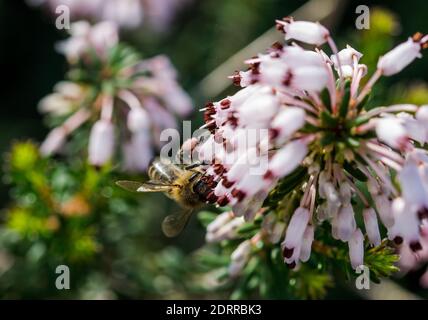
left=40, top=127, right=67, bottom=156
left=229, top=240, right=252, bottom=277
left=280, top=19, right=329, bottom=46
left=271, top=107, right=306, bottom=144
left=267, top=140, right=308, bottom=178
left=89, top=21, right=119, bottom=55
left=331, top=45, right=363, bottom=66
left=363, top=208, right=381, bottom=247
left=127, top=108, right=151, bottom=132
left=290, top=66, right=329, bottom=91
left=373, top=194, right=395, bottom=228
left=282, top=207, right=310, bottom=254
left=398, top=157, right=428, bottom=211
left=375, top=118, right=409, bottom=150
left=331, top=45, right=363, bottom=78
left=57, top=20, right=118, bottom=62
left=333, top=204, right=356, bottom=242
left=40, top=23, right=192, bottom=172
left=27, top=0, right=189, bottom=31
left=388, top=197, right=421, bottom=250
left=348, top=229, right=364, bottom=269
left=100, top=0, right=144, bottom=29
left=299, top=225, right=314, bottom=262
left=195, top=19, right=428, bottom=270
left=377, top=38, right=422, bottom=76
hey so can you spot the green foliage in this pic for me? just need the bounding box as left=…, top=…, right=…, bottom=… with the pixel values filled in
left=0, top=141, right=189, bottom=298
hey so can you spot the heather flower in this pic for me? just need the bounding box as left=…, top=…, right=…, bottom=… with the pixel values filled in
left=27, top=0, right=190, bottom=31
left=197, top=18, right=428, bottom=271
left=40, top=21, right=192, bottom=171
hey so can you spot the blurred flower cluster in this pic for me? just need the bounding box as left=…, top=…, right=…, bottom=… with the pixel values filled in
left=40, top=21, right=192, bottom=172
left=191, top=12, right=428, bottom=298
left=0, top=11, right=193, bottom=298
left=27, top=0, right=191, bottom=31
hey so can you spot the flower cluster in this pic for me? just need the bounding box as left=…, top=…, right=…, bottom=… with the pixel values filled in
left=27, top=0, right=190, bottom=31
left=40, top=21, right=192, bottom=171
left=199, top=17, right=428, bottom=271
left=398, top=222, right=428, bottom=288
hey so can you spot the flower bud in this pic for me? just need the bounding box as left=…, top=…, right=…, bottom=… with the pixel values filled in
left=363, top=208, right=381, bottom=247
left=290, top=66, right=328, bottom=92
left=330, top=45, right=363, bottom=67
left=127, top=107, right=150, bottom=132
left=40, top=127, right=67, bottom=156
left=283, top=207, right=310, bottom=249
left=299, top=225, right=314, bottom=262
left=335, top=204, right=356, bottom=241
left=88, top=120, right=115, bottom=166
left=271, top=107, right=306, bottom=144
left=375, top=118, right=409, bottom=150
left=377, top=38, right=422, bottom=76
left=388, top=197, right=420, bottom=247
left=282, top=20, right=329, bottom=46
left=348, top=229, right=364, bottom=269
left=374, top=194, right=394, bottom=228
left=268, top=140, right=308, bottom=178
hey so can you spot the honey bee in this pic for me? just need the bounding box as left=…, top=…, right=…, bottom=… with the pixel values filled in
left=116, top=158, right=216, bottom=237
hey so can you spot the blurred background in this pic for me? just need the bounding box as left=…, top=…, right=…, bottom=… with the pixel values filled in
left=1, top=0, right=428, bottom=299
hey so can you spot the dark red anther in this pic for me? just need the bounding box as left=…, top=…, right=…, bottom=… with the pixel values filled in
left=269, top=128, right=279, bottom=140
left=282, top=71, right=293, bottom=86
left=287, top=261, right=296, bottom=269
left=213, top=164, right=225, bottom=175
left=220, top=99, right=231, bottom=109
left=227, top=114, right=238, bottom=128
left=221, top=177, right=234, bottom=188
left=418, top=207, right=428, bottom=220
left=263, top=170, right=274, bottom=180
left=276, top=22, right=285, bottom=32
left=231, top=188, right=246, bottom=202
left=413, top=32, right=424, bottom=42
left=410, top=241, right=423, bottom=252
left=394, top=236, right=403, bottom=245
left=282, top=246, right=294, bottom=259
left=250, top=63, right=260, bottom=75
left=271, top=41, right=284, bottom=52
left=231, top=71, right=241, bottom=86
left=206, top=191, right=218, bottom=203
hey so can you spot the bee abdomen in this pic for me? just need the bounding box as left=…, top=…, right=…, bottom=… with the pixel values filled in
left=148, top=159, right=178, bottom=183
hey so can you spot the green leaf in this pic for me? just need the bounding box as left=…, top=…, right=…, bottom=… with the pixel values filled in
left=320, top=111, right=338, bottom=128
left=339, top=80, right=351, bottom=118
left=320, top=132, right=337, bottom=146
left=320, top=88, right=331, bottom=111
left=343, top=162, right=367, bottom=181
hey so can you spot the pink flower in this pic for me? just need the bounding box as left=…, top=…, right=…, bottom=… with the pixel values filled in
left=195, top=18, right=428, bottom=272
left=40, top=22, right=192, bottom=172
left=88, top=120, right=115, bottom=166
left=377, top=36, right=425, bottom=76
left=28, top=0, right=190, bottom=31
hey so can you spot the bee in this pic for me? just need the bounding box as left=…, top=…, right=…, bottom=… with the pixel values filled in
left=116, top=158, right=216, bottom=237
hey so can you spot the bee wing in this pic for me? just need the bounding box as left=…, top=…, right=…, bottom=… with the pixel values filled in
left=115, top=180, right=172, bottom=193
left=162, top=209, right=193, bottom=237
